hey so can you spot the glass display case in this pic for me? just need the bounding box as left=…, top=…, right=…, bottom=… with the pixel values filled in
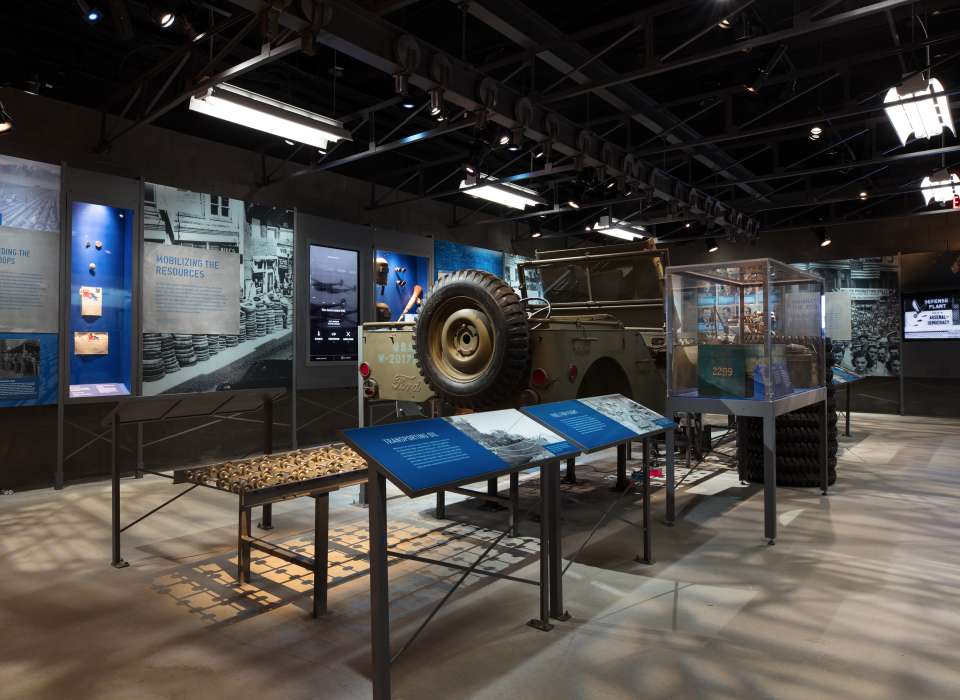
left=666, top=258, right=825, bottom=401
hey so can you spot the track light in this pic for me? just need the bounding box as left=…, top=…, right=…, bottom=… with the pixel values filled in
left=77, top=0, right=101, bottom=22
left=530, top=224, right=542, bottom=238
left=706, top=238, right=719, bottom=254
left=567, top=198, right=580, bottom=209
left=533, top=147, right=544, bottom=159
left=858, top=190, right=869, bottom=200
left=815, top=226, right=831, bottom=247
left=809, top=125, right=822, bottom=141
left=188, top=83, right=351, bottom=149
left=0, top=102, right=13, bottom=134
left=718, top=18, right=731, bottom=29
left=506, top=127, right=522, bottom=152
left=394, top=74, right=416, bottom=109
left=429, top=88, right=445, bottom=121
left=497, top=129, right=510, bottom=147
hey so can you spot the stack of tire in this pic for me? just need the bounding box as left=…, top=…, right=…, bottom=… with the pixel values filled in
left=737, top=339, right=839, bottom=486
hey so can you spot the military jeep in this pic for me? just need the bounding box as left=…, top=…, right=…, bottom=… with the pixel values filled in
left=359, top=243, right=668, bottom=414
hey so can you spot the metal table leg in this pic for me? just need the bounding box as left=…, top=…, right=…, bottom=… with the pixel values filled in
left=614, top=443, right=628, bottom=491
left=820, top=399, right=829, bottom=496
left=638, top=438, right=653, bottom=565
left=665, top=429, right=675, bottom=526
left=509, top=472, right=520, bottom=537
left=435, top=490, right=446, bottom=519
left=548, top=461, right=568, bottom=621
left=763, top=412, right=777, bottom=545
left=111, top=413, right=128, bottom=569
left=528, top=463, right=553, bottom=632
left=563, top=456, right=577, bottom=484
left=314, top=493, right=329, bottom=617
left=238, top=503, right=252, bottom=583
left=368, top=469, right=391, bottom=700
left=259, top=503, right=274, bottom=530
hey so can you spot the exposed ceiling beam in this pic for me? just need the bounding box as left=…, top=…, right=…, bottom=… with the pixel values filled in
left=539, top=0, right=917, bottom=104
left=223, top=0, right=760, bottom=240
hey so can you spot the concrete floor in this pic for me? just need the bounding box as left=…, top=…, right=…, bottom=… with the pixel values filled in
left=1, top=412, right=959, bottom=699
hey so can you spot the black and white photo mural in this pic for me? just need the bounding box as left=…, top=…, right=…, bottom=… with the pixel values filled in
left=141, top=183, right=293, bottom=394
left=793, top=257, right=901, bottom=377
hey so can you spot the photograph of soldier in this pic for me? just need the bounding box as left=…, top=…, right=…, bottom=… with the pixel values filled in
left=446, top=410, right=571, bottom=467
left=0, top=339, right=40, bottom=378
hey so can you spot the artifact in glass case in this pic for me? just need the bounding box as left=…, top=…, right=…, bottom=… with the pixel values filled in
left=666, top=258, right=825, bottom=401
left=74, top=331, right=109, bottom=356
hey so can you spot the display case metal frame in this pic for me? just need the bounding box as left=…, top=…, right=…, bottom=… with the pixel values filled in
left=667, top=388, right=829, bottom=544
left=665, top=258, right=828, bottom=544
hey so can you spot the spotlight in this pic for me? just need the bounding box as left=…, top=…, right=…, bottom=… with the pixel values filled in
left=153, top=6, right=176, bottom=28
left=429, top=88, right=445, bottom=120
left=706, top=237, right=719, bottom=254
left=567, top=199, right=580, bottom=209
left=394, top=74, right=416, bottom=109
left=858, top=190, right=868, bottom=200
left=506, top=128, right=523, bottom=152
left=684, top=222, right=691, bottom=229
left=718, top=18, right=731, bottom=29
left=498, top=129, right=510, bottom=147
left=809, top=125, right=823, bottom=141
left=464, top=161, right=477, bottom=178
left=531, top=224, right=542, bottom=239
left=77, top=1, right=101, bottom=22
left=815, top=226, right=831, bottom=247
left=744, top=84, right=757, bottom=94
left=0, top=102, right=13, bottom=134
left=533, top=147, right=544, bottom=159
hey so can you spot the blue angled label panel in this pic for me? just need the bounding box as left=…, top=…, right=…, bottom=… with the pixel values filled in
left=522, top=400, right=636, bottom=451
left=343, top=418, right=503, bottom=495
left=832, top=367, right=863, bottom=384
left=343, top=409, right=578, bottom=496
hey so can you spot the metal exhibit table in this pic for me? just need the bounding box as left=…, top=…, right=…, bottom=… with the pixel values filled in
left=106, top=388, right=367, bottom=617
left=342, top=409, right=580, bottom=700
left=521, top=394, right=678, bottom=564
left=667, top=387, right=828, bottom=544
left=832, top=368, right=864, bottom=437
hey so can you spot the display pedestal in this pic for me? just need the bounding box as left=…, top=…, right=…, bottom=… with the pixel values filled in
left=667, top=388, right=828, bottom=544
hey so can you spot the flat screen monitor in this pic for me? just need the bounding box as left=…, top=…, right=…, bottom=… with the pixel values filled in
left=903, top=291, right=960, bottom=340
left=309, top=244, right=359, bottom=361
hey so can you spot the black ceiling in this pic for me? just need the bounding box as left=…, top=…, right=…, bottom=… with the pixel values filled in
left=4, top=0, right=960, bottom=246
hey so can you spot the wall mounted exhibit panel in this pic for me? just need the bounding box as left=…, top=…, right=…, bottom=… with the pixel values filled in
left=435, top=239, right=504, bottom=281
left=0, top=155, right=61, bottom=407
left=374, top=249, right=429, bottom=322
left=68, top=202, right=134, bottom=398
left=141, top=183, right=294, bottom=396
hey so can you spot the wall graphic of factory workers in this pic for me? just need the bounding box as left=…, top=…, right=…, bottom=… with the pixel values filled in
left=142, top=183, right=293, bottom=394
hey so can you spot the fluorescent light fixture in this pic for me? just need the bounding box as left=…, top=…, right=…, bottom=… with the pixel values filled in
left=188, top=84, right=351, bottom=150
left=920, top=170, right=960, bottom=204
left=588, top=215, right=646, bottom=241
left=459, top=173, right=546, bottom=210
left=883, top=74, right=956, bottom=146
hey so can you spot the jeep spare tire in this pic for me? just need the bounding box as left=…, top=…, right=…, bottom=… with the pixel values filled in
left=415, top=269, right=530, bottom=408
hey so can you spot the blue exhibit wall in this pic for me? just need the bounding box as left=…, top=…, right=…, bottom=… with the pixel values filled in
left=374, top=249, right=430, bottom=321
left=434, top=239, right=504, bottom=280
left=69, top=202, right=133, bottom=389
